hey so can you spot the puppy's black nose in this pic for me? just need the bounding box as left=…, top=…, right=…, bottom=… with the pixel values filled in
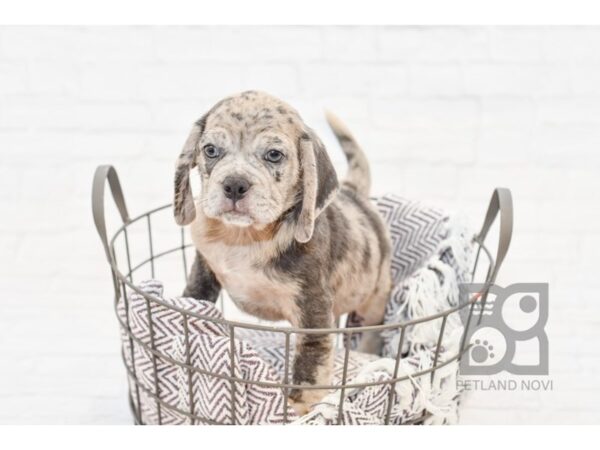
left=223, top=176, right=251, bottom=202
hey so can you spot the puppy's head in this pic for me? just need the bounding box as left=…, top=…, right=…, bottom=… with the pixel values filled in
left=174, top=91, right=338, bottom=243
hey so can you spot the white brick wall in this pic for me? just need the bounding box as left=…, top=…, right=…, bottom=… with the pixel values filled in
left=1, top=26, right=599, bottom=424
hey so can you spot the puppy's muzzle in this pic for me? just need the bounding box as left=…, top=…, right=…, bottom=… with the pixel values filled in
left=223, top=176, right=251, bottom=203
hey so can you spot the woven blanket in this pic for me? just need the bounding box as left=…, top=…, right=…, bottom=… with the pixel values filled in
left=117, top=194, right=474, bottom=425
left=118, top=280, right=380, bottom=424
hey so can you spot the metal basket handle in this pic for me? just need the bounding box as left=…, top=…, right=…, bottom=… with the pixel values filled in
left=92, top=165, right=131, bottom=263
left=476, top=187, right=513, bottom=285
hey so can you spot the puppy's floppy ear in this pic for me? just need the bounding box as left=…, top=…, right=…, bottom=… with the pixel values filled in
left=174, top=118, right=205, bottom=226
left=294, top=130, right=339, bottom=243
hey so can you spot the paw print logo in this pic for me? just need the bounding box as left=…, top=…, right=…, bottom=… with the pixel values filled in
left=459, top=283, right=548, bottom=375
left=471, top=339, right=495, bottom=363
left=463, top=326, right=506, bottom=368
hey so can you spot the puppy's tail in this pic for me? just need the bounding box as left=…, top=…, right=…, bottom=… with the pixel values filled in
left=325, top=110, right=371, bottom=196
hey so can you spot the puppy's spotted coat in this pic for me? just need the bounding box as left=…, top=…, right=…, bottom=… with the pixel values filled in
left=174, top=91, right=391, bottom=415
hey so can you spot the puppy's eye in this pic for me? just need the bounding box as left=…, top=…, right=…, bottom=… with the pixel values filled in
left=203, top=144, right=221, bottom=159
left=264, top=149, right=284, bottom=163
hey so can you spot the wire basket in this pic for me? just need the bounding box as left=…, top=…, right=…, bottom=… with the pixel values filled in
left=92, top=165, right=513, bottom=425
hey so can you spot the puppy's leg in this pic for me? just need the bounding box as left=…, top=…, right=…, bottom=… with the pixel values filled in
left=183, top=251, right=221, bottom=302
left=289, top=290, right=335, bottom=416
left=355, top=263, right=392, bottom=354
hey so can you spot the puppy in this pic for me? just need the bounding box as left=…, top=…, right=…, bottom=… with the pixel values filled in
left=173, top=91, right=391, bottom=415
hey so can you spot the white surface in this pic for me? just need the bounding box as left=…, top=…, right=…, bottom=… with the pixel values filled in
left=1, top=26, right=599, bottom=424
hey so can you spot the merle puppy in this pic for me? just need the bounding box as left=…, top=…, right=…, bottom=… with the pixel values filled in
left=173, top=91, right=391, bottom=415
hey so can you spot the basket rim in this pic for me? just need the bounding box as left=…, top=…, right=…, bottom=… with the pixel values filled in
left=107, top=201, right=495, bottom=335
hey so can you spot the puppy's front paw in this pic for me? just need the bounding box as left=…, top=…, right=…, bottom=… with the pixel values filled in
left=289, top=388, right=327, bottom=416
left=289, top=398, right=312, bottom=416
